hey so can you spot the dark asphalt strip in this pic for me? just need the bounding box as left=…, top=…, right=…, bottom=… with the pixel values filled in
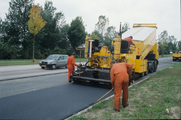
left=0, top=72, right=67, bottom=82
left=0, top=83, right=113, bottom=120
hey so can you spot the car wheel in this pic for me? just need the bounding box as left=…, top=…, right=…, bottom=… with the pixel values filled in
left=65, top=64, right=67, bottom=68
left=52, top=65, right=56, bottom=70
left=41, top=67, right=45, bottom=69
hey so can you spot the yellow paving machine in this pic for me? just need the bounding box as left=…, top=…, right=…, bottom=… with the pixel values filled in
left=70, top=23, right=159, bottom=86
left=172, top=51, right=181, bottom=61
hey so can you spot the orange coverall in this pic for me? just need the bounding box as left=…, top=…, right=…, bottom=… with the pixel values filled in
left=110, top=63, right=133, bottom=110
left=67, top=55, right=78, bottom=81
left=124, top=37, right=135, bottom=48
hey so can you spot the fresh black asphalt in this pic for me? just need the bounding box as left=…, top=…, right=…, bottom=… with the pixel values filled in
left=0, top=82, right=113, bottom=120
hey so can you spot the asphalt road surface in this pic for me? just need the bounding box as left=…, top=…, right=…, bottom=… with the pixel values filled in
left=0, top=57, right=179, bottom=120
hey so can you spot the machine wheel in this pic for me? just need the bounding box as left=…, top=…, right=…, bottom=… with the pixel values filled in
left=153, top=62, right=157, bottom=72
left=144, top=70, right=148, bottom=76
left=140, top=72, right=144, bottom=77
left=149, top=62, right=154, bottom=73
left=52, top=65, right=56, bottom=69
left=145, top=63, right=149, bottom=76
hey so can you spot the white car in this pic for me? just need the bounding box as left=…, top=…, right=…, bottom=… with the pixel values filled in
left=39, top=54, right=68, bottom=69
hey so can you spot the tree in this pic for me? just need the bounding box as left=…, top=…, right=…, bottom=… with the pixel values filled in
left=90, top=30, right=103, bottom=40
left=121, top=22, right=130, bottom=34
left=36, top=1, right=68, bottom=57
left=158, top=30, right=168, bottom=56
left=0, top=0, right=33, bottom=59
left=178, top=41, right=181, bottom=51
left=104, top=26, right=117, bottom=47
left=95, top=15, right=109, bottom=37
left=28, top=4, right=47, bottom=61
left=90, top=31, right=100, bottom=40
left=0, top=17, right=2, bottom=33
left=167, top=35, right=177, bottom=53
left=67, top=16, right=86, bottom=51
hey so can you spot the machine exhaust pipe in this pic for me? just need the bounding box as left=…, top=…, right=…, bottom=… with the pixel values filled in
left=119, top=22, right=122, bottom=39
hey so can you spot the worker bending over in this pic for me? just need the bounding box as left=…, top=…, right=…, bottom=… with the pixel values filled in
left=110, top=60, right=133, bottom=112
left=124, top=36, right=135, bottom=48
left=67, top=52, right=78, bottom=82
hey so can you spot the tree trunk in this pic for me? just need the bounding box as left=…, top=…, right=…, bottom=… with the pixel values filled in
left=33, top=36, right=35, bottom=62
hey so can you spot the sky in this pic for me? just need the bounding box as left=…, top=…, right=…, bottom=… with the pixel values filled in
left=0, top=0, right=180, bottom=41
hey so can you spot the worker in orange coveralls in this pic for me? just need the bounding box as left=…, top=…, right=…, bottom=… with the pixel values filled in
left=110, top=60, right=133, bottom=112
left=124, top=36, right=135, bottom=48
left=67, top=52, right=78, bottom=82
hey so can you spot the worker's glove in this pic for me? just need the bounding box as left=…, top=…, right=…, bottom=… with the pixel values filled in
left=78, top=63, right=82, bottom=68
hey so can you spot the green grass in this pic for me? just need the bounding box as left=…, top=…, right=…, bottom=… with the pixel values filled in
left=0, top=59, right=42, bottom=66
left=68, top=115, right=87, bottom=120
left=74, top=58, right=88, bottom=63
left=69, top=62, right=181, bottom=119
left=0, top=58, right=88, bottom=66
left=159, top=54, right=172, bottom=58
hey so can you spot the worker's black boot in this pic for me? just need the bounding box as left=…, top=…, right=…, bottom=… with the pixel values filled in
left=123, top=103, right=129, bottom=108
left=113, top=108, right=120, bottom=112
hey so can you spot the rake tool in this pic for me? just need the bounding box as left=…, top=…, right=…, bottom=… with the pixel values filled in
left=94, top=88, right=113, bottom=104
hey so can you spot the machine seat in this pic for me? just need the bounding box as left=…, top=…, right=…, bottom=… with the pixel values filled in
left=121, top=40, right=129, bottom=53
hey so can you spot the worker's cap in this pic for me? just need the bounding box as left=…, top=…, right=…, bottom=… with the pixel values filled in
left=129, top=36, right=133, bottom=39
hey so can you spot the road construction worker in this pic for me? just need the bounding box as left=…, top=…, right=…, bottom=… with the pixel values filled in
left=110, top=60, right=133, bottom=112
left=124, top=36, right=135, bottom=48
left=67, top=52, right=78, bottom=82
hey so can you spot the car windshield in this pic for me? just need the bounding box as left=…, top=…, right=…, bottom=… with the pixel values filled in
left=46, top=55, right=59, bottom=60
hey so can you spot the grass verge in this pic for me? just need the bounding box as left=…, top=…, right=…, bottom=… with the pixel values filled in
left=159, top=54, right=172, bottom=58
left=0, top=59, right=42, bottom=66
left=0, top=58, right=88, bottom=66
left=68, top=63, right=181, bottom=119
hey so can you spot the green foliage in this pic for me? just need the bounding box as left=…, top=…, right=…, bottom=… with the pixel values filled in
left=38, top=1, right=68, bottom=51
left=178, top=41, right=181, bottom=51
left=0, top=0, right=70, bottom=59
left=158, top=31, right=179, bottom=55
left=158, top=30, right=168, bottom=56
left=121, top=22, right=130, bottom=34
left=0, top=40, right=21, bottom=59
left=95, top=15, right=109, bottom=36
left=90, top=30, right=103, bottom=44
left=90, top=30, right=101, bottom=40
left=0, top=0, right=33, bottom=59
left=68, top=16, right=86, bottom=50
left=93, top=16, right=130, bottom=47
left=104, top=26, right=117, bottom=47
